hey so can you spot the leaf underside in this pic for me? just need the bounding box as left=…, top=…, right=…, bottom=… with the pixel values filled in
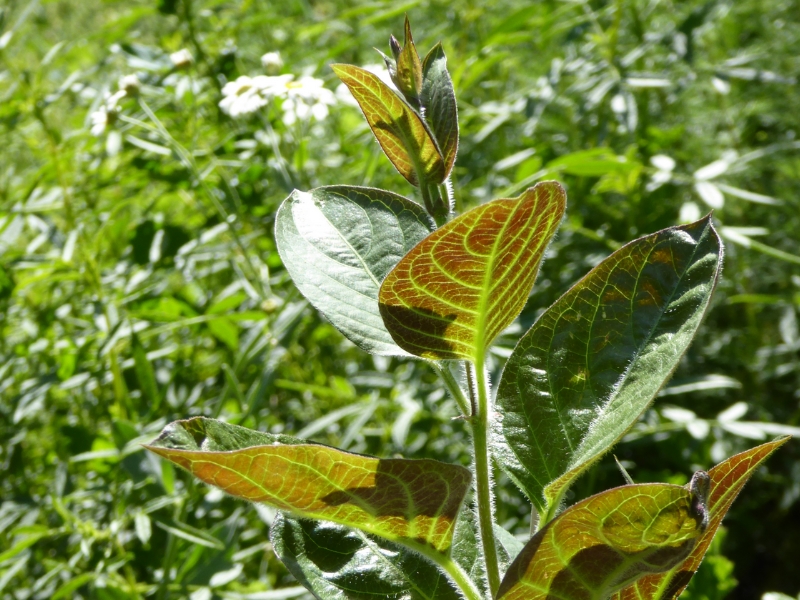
left=611, top=436, right=789, bottom=600
left=494, top=215, right=723, bottom=512
left=497, top=483, right=707, bottom=600
left=421, top=43, right=458, bottom=179
left=379, top=181, right=566, bottom=361
left=272, top=513, right=462, bottom=600
left=145, top=417, right=471, bottom=555
left=332, top=63, right=444, bottom=186
left=275, top=185, right=434, bottom=356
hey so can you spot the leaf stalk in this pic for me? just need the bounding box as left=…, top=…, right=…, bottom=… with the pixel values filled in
left=468, top=359, right=501, bottom=598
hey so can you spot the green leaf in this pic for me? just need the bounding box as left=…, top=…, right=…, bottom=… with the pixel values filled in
left=275, top=185, right=434, bottom=356
left=145, top=417, right=471, bottom=555
left=421, top=43, right=458, bottom=179
left=496, top=482, right=708, bottom=600
left=611, top=436, right=789, bottom=600
left=379, top=181, right=566, bottom=361
left=131, top=333, right=159, bottom=411
left=393, top=16, right=424, bottom=107
left=494, top=216, right=723, bottom=514
left=0, top=263, right=14, bottom=300
left=271, top=513, right=463, bottom=600
left=332, top=64, right=445, bottom=186
left=546, top=148, right=634, bottom=176
left=206, top=316, right=239, bottom=350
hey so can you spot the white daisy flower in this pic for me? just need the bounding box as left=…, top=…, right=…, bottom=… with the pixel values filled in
left=219, top=74, right=334, bottom=123
left=219, top=76, right=269, bottom=117
left=118, top=74, right=141, bottom=96
left=170, top=49, right=193, bottom=69
left=260, top=51, right=283, bottom=74
left=280, top=76, right=336, bottom=125
left=88, top=88, right=127, bottom=136
left=90, top=106, right=114, bottom=136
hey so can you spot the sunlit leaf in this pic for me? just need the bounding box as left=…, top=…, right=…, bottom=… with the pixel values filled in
left=496, top=482, right=708, bottom=600
left=421, top=43, right=458, bottom=179
left=145, top=417, right=471, bottom=554
left=495, top=216, right=722, bottom=514
left=393, top=16, right=423, bottom=106
left=611, top=437, right=789, bottom=600
left=332, top=64, right=444, bottom=186
left=546, top=148, right=633, bottom=176
left=379, top=181, right=566, bottom=361
left=275, top=185, right=434, bottom=356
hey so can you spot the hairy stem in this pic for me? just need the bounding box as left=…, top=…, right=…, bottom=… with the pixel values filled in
left=405, top=539, right=484, bottom=600
left=430, top=361, right=471, bottom=417
left=468, top=359, right=501, bottom=597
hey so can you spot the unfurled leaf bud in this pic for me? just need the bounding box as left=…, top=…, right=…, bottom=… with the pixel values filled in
left=397, top=18, right=423, bottom=105
left=389, top=35, right=402, bottom=61
left=384, top=17, right=423, bottom=110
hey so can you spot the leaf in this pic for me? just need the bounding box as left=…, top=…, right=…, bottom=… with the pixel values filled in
left=496, top=482, right=708, bottom=600
left=144, top=417, right=471, bottom=555
left=131, top=333, right=159, bottom=411
left=394, top=16, right=424, bottom=106
left=331, top=64, right=445, bottom=186
left=421, top=43, right=458, bottom=179
left=611, top=436, right=789, bottom=600
left=271, top=513, right=463, bottom=600
left=206, top=316, right=239, bottom=351
left=494, top=216, right=722, bottom=514
left=275, top=185, right=434, bottom=356
left=378, top=181, right=566, bottom=361
left=0, top=263, right=14, bottom=300
left=694, top=181, right=725, bottom=209
left=547, top=148, right=633, bottom=176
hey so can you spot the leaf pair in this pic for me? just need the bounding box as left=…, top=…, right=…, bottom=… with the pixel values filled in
left=145, top=416, right=787, bottom=600
left=334, top=19, right=457, bottom=189
left=611, top=436, right=788, bottom=599
left=495, top=437, right=788, bottom=599
left=276, top=181, right=566, bottom=363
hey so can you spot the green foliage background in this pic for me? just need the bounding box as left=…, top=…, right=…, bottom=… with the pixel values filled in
left=1, top=0, right=799, bottom=598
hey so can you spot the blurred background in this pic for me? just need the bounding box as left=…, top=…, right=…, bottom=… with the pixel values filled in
left=1, top=0, right=799, bottom=598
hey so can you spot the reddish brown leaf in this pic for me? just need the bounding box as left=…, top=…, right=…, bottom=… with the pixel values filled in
left=332, top=63, right=444, bottom=186
left=611, top=436, right=790, bottom=600
left=145, top=417, right=471, bottom=555
left=497, top=483, right=707, bottom=600
left=378, top=181, right=566, bottom=361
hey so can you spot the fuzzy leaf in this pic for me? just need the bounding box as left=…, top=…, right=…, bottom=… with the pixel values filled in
left=275, top=185, right=434, bottom=356
left=494, top=216, right=722, bottom=513
left=394, top=16, right=423, bottom=106
left=611, top=437, right=789, bottom=600
left=332, top=64, right=444, bottom=186
left=421, top=43, right=458, bottom=179
left=145, top=417, right=471, bottom=554
left=271, top=513, right=462, bottom=600
left=378, top=181, right=566, bottom=361
left=497, top=482, right=708, bottom=600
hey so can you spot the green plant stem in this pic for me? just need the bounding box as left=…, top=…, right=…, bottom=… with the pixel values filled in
left=400, top=539, right=484, bottom=600
left=430, top=361, right=471, bottom=417
left=467, top=359, right=501, bottom=598
left=125, top=103, right=268, bottom=300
